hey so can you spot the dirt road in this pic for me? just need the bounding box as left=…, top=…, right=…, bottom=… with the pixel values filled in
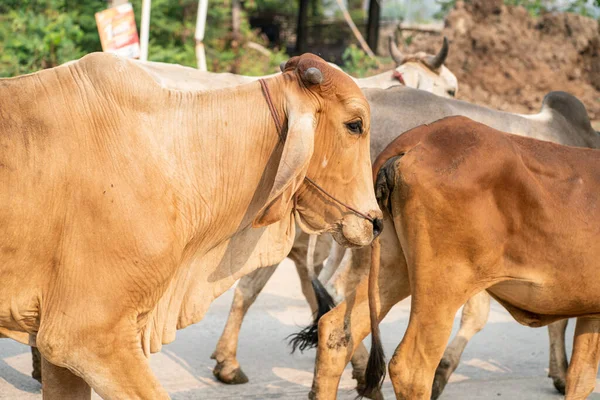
left=1, top=258, right=599, bottom=399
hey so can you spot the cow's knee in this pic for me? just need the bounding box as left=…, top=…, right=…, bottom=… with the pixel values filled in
left=36, top=332, right=70, bottom=368
left=389, top=352, right=430, bottom=399
left=317, top=311, right=351, bottom=355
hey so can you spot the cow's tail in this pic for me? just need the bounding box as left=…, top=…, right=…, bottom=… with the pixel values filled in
left=287, top=234, right=336, bottom=353
left=363, top=237, right=386, bottom=397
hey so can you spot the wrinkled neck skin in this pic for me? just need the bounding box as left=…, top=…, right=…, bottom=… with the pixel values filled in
left=160, top=74, right=292, bottom=255
left=140, top=74, right=307, bottom=350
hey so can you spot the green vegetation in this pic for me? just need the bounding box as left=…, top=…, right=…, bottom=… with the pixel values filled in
left=0, top=0, right=290, bottom=77
left=0, top=0, right=105, bottom=76
left=341, top=44, right=378, bottom=77
left=2, top=0, right=596, bottom=78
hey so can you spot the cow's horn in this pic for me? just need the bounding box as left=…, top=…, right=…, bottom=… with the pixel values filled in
left=388, top=35, right=405, bottom=65
left=304, top=67, right=323, bottom=85
left=424, top=36, right=449, bottom=70
left=280, top=61, right=287, bottom=72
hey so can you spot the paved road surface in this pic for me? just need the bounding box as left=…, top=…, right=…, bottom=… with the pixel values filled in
left=1, top=258, right=599, bottom=399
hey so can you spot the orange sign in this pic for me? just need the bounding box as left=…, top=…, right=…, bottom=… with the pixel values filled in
left=95, top=3, right=141, bottom=59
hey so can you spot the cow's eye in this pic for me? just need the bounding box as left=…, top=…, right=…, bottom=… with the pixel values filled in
left=345, top=120, right=363, bottom=135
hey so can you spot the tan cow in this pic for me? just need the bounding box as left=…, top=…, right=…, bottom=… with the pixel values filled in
left=0, top=52, right=382, bottom=398
left=311, top=116, right=600, bottom=400
left=25, top=39, right=460, bottom=386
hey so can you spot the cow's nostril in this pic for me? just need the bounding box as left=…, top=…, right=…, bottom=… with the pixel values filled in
left=372, top=218, right=384, bottom=238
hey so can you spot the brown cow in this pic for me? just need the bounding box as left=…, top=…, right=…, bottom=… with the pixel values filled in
left=311, top=116, right=600, bottom=400
left=0, top=52, right=381, bottom=399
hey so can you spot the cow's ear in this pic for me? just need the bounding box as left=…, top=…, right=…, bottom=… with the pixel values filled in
left=252, top=108, right=315, bottom=228
left=375, top=156, right=401, bottom=215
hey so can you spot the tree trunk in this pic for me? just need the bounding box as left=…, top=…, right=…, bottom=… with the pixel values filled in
left=366, top=0, right=381, bottom=55
left=296, top=0, right=309, bottom=55
left=334, top=0, right=376, bottom=58
left=231, top=0, right=242, bottom=74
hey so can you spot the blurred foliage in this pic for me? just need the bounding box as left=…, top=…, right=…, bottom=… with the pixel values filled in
left=0, top=0, right=290, bottom=77
left=341, top=43, right=378, bottom=77
left=565, top=0, right=600, bottom=17
left=0, top=0, right=105, bottom=76
left=1, top=0, right=597, bottom=77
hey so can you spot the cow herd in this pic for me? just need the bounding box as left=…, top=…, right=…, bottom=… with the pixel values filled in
left=0, top=37, right=598, bottom=400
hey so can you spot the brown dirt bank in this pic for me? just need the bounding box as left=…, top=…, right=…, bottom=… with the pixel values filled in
left=401, top=0, right=600, bottom=120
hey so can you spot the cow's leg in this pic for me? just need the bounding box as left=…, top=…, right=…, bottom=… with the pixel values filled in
left=547, top=319, right=569, bottom=394
left=431, top=291, right=491, bottom=399
left=39, top=330, right=169, bottom=400
left=41, top=357, right=91, bottom=400
left=318, top=240, right=347, bottom=288
left=38, top=295, right=170, bottom=399
left=212, top=264, right=279, bottom=384
left=287, top=231, right=329, bottom=312
left=287, top=234, right=331, bottom=353
left=564, top=317, right=600, bottom=400
left=310, top=247, right=409, bottom=400
left=291, top=259, right=321, bottom=313
left=387, top=251, right=477, bottom=400
left=330, top=247, right=381, bottom=398
left=32, top=346, right=42, bottom=383
left=388, top=298, right=468, bottom=399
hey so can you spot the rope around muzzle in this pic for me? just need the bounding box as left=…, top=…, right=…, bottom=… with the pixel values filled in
left=258, top=78, right=374, bottom=223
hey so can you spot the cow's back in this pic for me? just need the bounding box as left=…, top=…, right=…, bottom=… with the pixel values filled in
left=396, top=116, right=600, bottom=204
left=364, top=86, right=600, bottom=160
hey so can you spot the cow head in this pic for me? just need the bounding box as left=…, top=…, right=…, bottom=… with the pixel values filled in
left=252, top=53, right=382, bottom=247
left=390, top=36, right=458, bottom=98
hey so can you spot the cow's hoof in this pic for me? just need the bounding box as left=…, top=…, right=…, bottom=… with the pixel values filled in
left=431, top=375, right=447, bottom=400
left=308, top=390, right=316, bottom=400
left=30, top=347, right=42, bottom=383
left=213, top=361, right=249, bottom=384
left=551, top=376, right=566, bottom=395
